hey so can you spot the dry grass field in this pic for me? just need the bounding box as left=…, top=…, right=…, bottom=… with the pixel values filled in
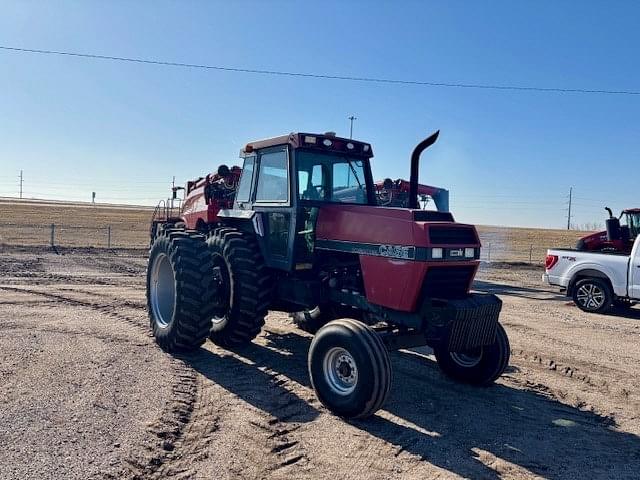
left=0, top=198, right=153, bottom=248
left=0, top=199, right=588, bottom=262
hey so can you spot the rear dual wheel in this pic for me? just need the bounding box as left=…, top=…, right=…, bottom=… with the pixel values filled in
left=147, top=229, right=214, bottom=352
left=206, top=227, right=272, bottom=347
left=309, top=319, right=391, bottom=419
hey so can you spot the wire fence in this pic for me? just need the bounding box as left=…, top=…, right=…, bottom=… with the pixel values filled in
left=0, top=223, right=149, bottom=249
left=0, top=222, right=554, bottom=264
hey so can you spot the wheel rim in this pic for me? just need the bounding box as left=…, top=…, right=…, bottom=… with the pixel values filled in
left=450, top=348, right=483, bottom=368
left=210, top=253, right=231, bottom=324
left=150, top=253, right=176, bottom=328
left=323, top=347, right=358, bottom=395
left=576, top=283, right=605, bottom=310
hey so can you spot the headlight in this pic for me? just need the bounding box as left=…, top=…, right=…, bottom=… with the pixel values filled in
left=432, top=248, right=443, bottom=259
left=465, top=248, right=475, bottom=258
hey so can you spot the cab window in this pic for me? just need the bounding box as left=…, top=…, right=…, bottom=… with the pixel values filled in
left=255, top=149, right=289, bottom=203
left=235, top=156, right=255, bottom=203
left=296, top=151, right=368, bottom=204
left=331, top=161, right=367, bottom=204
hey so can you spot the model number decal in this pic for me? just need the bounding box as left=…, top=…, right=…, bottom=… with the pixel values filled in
left=379, top=245, right=416, bottom=260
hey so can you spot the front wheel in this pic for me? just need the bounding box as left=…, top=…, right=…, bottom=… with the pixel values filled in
left=572, top=278, right=612, bottom=314
left=434, top=324, right=510, bottom=386
left=308, top=319, right=391, bottom=419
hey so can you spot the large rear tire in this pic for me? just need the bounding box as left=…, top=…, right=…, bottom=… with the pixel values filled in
left=147, top=229, right=214, bottom=352
left=434, top=323, right=510, bottom=386
left=206, top=227, right=272, bottom=347
left=308, top=319, right=391, bottom=419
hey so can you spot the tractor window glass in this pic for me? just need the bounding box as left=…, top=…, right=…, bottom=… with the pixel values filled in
left=331, top=161, right=367, bottom=204
left=236, top=156, right=255, bottom=203
left=256, top=150, right=289, bottom=203
left=628, top=213, right=640, bottom=237
left=296, top=154, right=329, bottom=201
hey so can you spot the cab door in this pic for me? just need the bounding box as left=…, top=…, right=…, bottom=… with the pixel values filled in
left=251, top=146, right=297, bottom=271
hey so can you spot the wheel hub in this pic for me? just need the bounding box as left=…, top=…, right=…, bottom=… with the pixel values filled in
left=323, top=347, right=358, bottom=395
left=150, top=253, right=176, bottom=329
left=210, top=253, right=231, bottom=324
left=450, top=348, right=483, bottom=368
left=576, top=284, right=605, bottom=310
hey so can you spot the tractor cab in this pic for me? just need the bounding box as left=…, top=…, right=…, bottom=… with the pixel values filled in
left=231, top=132, right=377, bottom=270
left=623, top=209, right=640, bottom=239
left=577, top=207, right=640, bottom=254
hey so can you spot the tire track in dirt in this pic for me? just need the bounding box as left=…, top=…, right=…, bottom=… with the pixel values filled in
left=165, top=343, right=315, bottom=479
left=0, top=286, right=206, bottom=480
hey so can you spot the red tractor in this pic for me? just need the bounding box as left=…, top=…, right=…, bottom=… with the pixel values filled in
left=147, top=131, right=510, bottom=419
left=576, top=207, right=640, bottom=254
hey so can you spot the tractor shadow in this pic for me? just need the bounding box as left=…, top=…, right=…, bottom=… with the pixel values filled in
left=182, top=344, right=320, bottom=424
left=197, top=329, right=640, bottom=480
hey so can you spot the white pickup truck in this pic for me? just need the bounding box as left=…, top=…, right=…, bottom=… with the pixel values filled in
left=543, top=236, right=640, bottom=313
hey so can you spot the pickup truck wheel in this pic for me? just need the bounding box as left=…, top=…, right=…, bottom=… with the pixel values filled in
left=308, top=319, right=391, bottom=419
left=573, top=278, right=612, bottom=314
left=434, top=324, right=510, bottom=386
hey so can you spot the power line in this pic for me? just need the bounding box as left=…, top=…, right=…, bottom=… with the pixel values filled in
left=1, top=45, right=639, bottom=97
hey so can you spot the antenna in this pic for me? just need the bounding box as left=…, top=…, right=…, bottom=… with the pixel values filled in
left=348, top=115, right=357, bottom=139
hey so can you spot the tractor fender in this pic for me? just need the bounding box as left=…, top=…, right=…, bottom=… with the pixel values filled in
left=216, top=209, right=268, bottom=259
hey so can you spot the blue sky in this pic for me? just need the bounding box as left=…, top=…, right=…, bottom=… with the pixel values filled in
left=1, top=1, right=638, bottom=228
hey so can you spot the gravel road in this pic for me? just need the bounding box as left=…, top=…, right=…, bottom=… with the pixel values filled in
left=1, top=248, right=639, bottom=479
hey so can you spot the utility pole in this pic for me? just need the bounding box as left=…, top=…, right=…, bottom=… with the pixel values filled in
left=19, top=170, right=23, bottom=199
left=567, top=186, right=573, bottom=230
left=348, top=115, right=357, bottom=139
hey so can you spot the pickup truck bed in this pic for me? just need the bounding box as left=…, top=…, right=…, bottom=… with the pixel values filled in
left=543, top=238, right=640, bottom=314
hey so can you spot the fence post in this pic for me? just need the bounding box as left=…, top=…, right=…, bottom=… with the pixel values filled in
left=488, top=243, right=491, bottom=262
left=50, top=223, right=55, bottom=247
left=107, top=226, right=111, bottom=248
left=529, top=244, right=533, bottom=264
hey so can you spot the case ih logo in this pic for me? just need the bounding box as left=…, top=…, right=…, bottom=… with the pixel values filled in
left=449, top=249, right=464, bottom=257
left=378, top=245, right=416, bottom=260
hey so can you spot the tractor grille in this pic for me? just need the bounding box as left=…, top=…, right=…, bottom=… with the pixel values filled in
left=413, top=211, right=454, bottom=222
left=429, top=226, right=477, bottom=245
left=422, top=265, right=475, bottom=299
left=446, top=295, right=502, bottom=351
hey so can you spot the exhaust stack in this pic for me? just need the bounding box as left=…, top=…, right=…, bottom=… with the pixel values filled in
left=409, top=130, right=440, bottom=209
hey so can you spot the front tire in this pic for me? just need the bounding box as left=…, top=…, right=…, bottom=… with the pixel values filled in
left=308, top=319, right=391, bottom=419
left=206, top=227, right=272, bottom=347
left=147, top=229, right=214, bottom=352
left=434, top=323, right=510, bottom=386
left=573, top=278, right=612, bottom=314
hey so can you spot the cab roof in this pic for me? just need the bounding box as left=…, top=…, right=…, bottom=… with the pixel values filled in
left=240, top=132, right=374, bottom=158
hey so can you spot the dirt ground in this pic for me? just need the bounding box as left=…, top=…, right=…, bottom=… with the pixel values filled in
left=1, top=247, right=639, bottom=480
